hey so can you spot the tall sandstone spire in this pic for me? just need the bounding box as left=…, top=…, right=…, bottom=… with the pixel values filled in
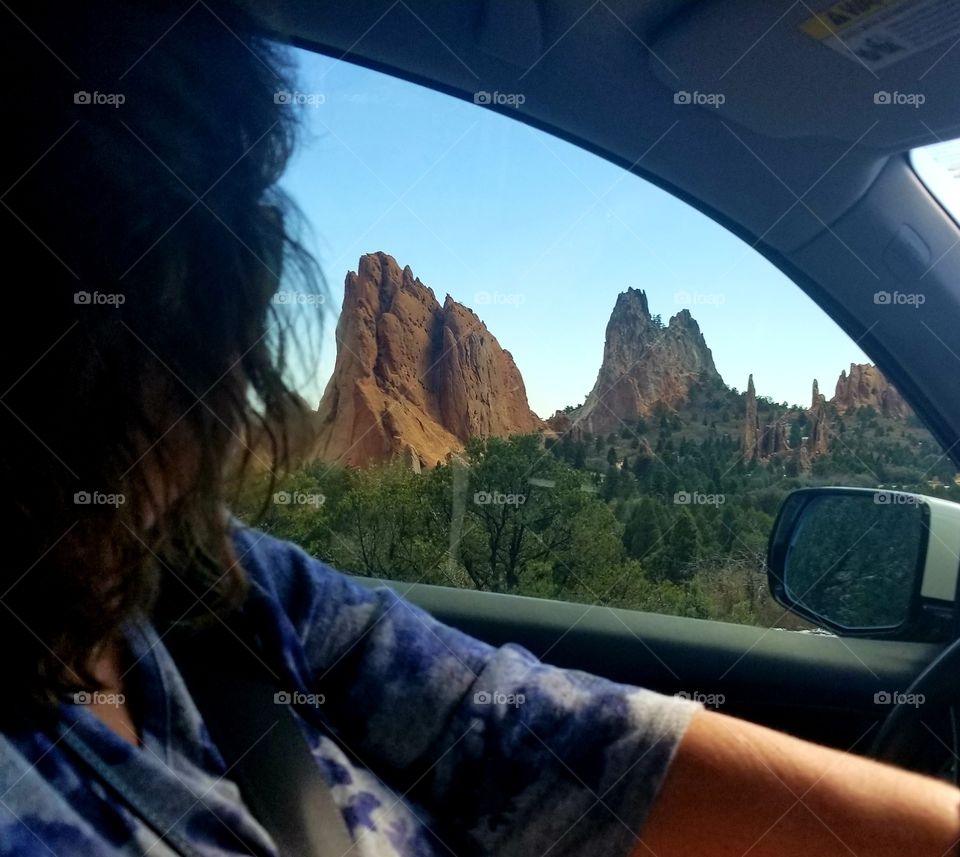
left=741, top=374, right=759, bottom=461
left=808, top=379, right=831, bottom=456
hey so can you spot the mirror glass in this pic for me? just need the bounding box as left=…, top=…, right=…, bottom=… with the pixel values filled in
left=784, top=494, right=926, bottom=630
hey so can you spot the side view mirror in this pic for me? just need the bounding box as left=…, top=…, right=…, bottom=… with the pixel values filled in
left=767, top=487, right=960, bottom=641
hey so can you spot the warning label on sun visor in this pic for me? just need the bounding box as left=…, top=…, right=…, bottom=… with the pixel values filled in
left=800, top=0, right=960, bottom=69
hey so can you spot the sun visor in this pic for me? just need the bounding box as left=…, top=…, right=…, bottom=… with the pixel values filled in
left=649, top=0, right=960, bottom=148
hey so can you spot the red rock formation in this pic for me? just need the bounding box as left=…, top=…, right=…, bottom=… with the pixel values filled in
left=741, top=374, right=790, bottom=460
left=832, top=364, right=911, bottom=419
left=314, top=253, right=544, bottom=468
left=807, top=379, right=831, bottom=457
left=545, top=410, right=574, bottom=436
left=759, top=418, right=789, bottom=458
left=575, top=289, right=722, bottom=436
left=741, top=374, right=759, bottom=461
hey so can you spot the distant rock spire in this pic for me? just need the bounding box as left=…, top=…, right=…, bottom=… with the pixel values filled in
left=807, top=380, right=830, bottom=457
left=574, top=289, right=723, bottom=435
left=742, top=374, right=759, bottom=461
left=741, top=374, right=789, bottom=460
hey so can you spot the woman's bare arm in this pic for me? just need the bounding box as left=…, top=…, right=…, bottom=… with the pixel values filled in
left=640, top=709, right=960, bottom=857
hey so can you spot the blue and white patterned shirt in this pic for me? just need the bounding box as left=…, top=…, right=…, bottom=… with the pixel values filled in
left=0, top=522, right=700, bottom=856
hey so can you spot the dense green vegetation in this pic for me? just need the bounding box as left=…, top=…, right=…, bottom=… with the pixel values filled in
left=232, top=382, right=959, bottom=629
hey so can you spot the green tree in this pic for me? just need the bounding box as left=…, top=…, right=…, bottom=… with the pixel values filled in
left=656, top=508, right=700, bottom=582
left=789, top=421, right=803, bottom=448
left=338, top=463, right=446, bottom=579
left=623, top=497, right=664, bottom=562
left=573, top=441, right=587, bottom=469
left=230, top=461, right=355, bottom=564
left=453, top=436, right=578, bottom=591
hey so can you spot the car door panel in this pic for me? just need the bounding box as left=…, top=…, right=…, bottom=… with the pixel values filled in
left=359, top=578, right=942, bottom=751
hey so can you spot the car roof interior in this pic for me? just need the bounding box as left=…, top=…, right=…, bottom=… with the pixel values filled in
left=247, top=0, right=960, bottom=457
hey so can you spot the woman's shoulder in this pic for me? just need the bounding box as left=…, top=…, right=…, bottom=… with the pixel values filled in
left=225, top=518, right=480, bottom=687
left=230, top=518, right=381, bottom=612
left=228, top=517, right=387, bottom=653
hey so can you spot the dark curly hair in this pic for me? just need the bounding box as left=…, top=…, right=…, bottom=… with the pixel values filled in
left=0, top=0, right=324, bottom=710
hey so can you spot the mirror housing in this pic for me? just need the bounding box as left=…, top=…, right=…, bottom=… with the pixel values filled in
left=767, top=487, right=960, bottom=641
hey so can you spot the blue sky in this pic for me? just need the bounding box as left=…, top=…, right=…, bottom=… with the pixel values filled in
left=280, top=49, right=869, bottom=417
